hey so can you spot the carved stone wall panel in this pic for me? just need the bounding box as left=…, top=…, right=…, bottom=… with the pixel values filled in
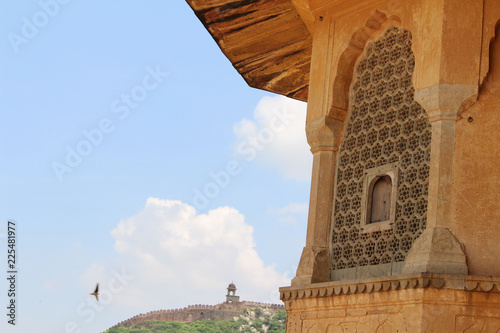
left=282, top=275, right=500, bottom=332
left=455, top=315, right=500, bottom=332
left=331, top=26, right=432, bottom=279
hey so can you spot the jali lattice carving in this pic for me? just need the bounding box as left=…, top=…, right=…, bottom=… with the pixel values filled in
left=330, top=26, right=431, bottom=278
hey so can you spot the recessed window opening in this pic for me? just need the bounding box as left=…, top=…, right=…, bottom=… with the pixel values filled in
left=369, top=175, right=392, bottom=223
left=359, top=163, right=398, bottom=233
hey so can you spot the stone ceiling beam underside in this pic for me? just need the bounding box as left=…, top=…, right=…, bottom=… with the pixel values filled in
left=186, top=0, right=312, bottom=101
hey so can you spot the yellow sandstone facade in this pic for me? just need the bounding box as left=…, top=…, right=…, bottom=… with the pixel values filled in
left=186, top=0, right=500, bottom=331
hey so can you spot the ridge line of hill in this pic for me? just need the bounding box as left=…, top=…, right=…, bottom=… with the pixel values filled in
left=107, top=300, right=285, bottom=331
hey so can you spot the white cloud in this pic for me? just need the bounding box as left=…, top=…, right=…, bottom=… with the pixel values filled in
left=269, top=202, right=309, bottom=225
left=43, top=279, right=62, bottom=293
left=233, top=95, right=312, bottom=181
left=276, top=202, right=309, bottom=215
left=82, top=198, right=289, bottom=310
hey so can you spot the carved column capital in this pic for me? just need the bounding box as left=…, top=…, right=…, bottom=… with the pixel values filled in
left=305, top=116, right=343, bottom=153
left=415, top=84, right=478, bottom=122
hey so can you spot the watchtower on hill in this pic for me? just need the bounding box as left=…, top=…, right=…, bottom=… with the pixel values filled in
left=225, top=282, right=240, bottom=304
left=107, top=283, right=284, bottom=330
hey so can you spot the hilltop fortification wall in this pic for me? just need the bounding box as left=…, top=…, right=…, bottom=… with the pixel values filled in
left=109, top=301, right=284, bottom=329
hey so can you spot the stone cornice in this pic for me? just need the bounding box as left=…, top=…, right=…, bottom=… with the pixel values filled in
left=280, top=273, right=500, bottom=300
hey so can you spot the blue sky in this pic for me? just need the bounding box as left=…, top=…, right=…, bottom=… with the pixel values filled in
left=0, top=1, right=312, bottom=332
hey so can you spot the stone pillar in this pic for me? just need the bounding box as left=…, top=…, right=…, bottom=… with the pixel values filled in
left=291, top=15, right=344, bottom=286
left=403, top=84, right=477, bottom=274
left=291, top=116, right=342, bottom=286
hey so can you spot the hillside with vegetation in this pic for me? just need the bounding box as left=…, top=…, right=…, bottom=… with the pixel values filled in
left=106, top=308, right=286, bottom=333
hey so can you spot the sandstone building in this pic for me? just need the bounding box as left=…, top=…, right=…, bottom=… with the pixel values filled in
left=186, top=0, right=500, bottom=331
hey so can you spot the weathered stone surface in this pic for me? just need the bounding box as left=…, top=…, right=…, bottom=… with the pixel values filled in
left=185, top=0, right=312, bottom=101
left=402, top=227, right=468, bottom=274
left=452, top=20, right=500, bottom=278
left=281, top=274, right=500, bottom=332
left=292, top=246, right=330, bottom=286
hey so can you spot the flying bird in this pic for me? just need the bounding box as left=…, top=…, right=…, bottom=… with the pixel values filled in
left=89, top=283, right=99, bottom=301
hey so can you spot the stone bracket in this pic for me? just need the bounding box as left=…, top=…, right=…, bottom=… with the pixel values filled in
left=402, top=227, right=468, bottom=275
left=415, top=84, right=478, bottom=122
left=292, top=246, right=331, bottom=286
left=305, top=116, right=343, bottom=152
